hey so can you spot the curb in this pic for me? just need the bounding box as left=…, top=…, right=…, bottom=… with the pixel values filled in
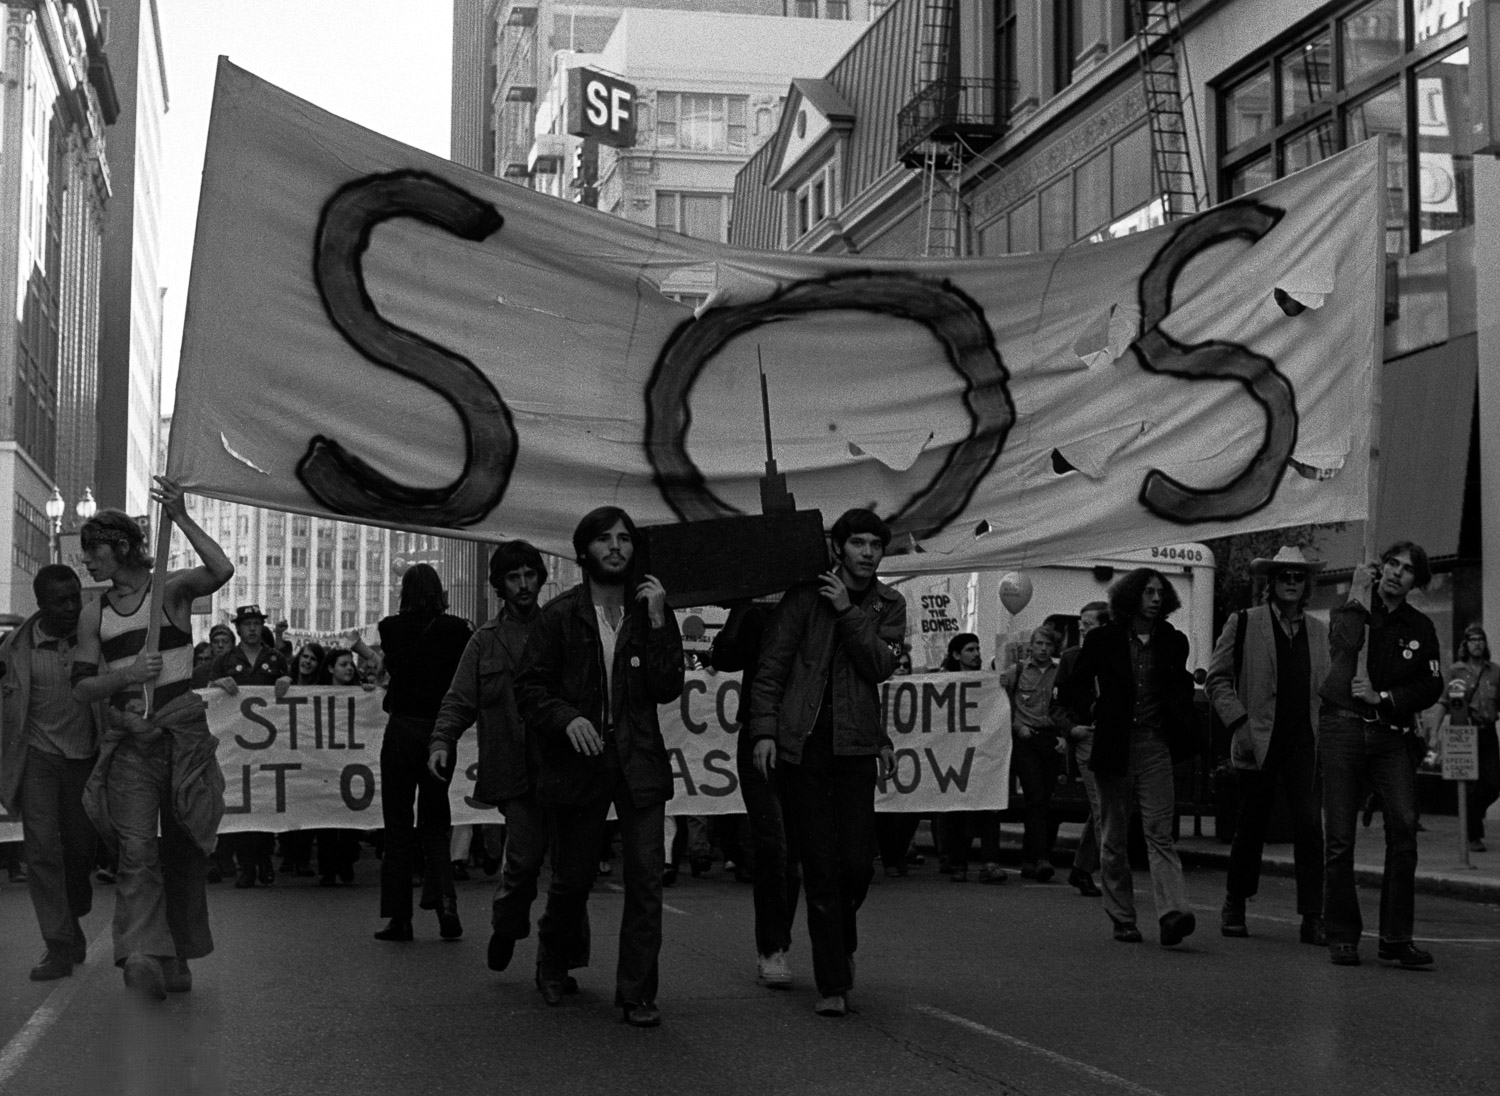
left=989, top=824, right=1500, bottom=904
left=1176, top=846, right=1500, bottom=904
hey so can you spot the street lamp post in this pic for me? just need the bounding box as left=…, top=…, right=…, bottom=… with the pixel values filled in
left=44, top=487, right=64, bottom=564
left=75, top=488, right=97, bottom=524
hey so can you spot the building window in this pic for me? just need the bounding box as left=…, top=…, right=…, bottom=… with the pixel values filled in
left=291, top=546, right=309, bottom=568
left=656, top=192, right=728, bottom=241
left=788, top=0, right=818, bottom=16
left=290, top=608, right=308, bottom=629
left=655, top=94, right=749, bottom=152
left=15, top=116, right=66, bottom=476
left=317, top=580, right=332, bottom=599
left=826, top=0, right=848, bottom=18
left=995, top=0, right=1018, bottom=119
left=1054, top=0, right=1084, bottom=94
left=292, top=516, right=310, bottom=537
left=237, top=515, right=249, bottom=535
left=1415, top=45, right=1473, bottom=247
left=341, top=610, right=358, bottom=630
left=266, top=551, right=282, bottom=567
left=317, top=609, right=333, bottom=631
left=789, top=162, right=840, bottom=242
left=1216, top=0, right=1473, bottom=255
left=12, top=496, right=50, bottom=575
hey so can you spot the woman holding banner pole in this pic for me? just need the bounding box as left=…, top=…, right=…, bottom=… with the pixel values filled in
left=72, top=480, right=234, bottom=999
left=373, top=565, right=472, bottom=942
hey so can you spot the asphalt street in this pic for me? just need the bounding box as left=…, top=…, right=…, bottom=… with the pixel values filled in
left=1, top=852, right=1496, bottom=1096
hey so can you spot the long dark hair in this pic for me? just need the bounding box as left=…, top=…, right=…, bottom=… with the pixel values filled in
left=1108, top=568, right=1181, bottom=624
left=398, top=563, right=447, bottom=618
left=572, top=506, right=640, bottom=584
left=293, top=642, right=327, bottom=685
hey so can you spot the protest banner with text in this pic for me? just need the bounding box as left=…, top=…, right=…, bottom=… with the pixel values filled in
left=172, top=61, right=1381, bottom=576
left=0, top=673, right=1010, bottom=841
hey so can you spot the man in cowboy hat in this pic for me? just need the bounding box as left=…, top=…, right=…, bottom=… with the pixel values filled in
left=207, top=605, right=290, bottom=888
left=1205, top=546, right=1330, bottom=944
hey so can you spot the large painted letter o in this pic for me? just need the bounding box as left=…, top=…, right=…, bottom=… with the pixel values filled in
left=643, top=273, right=1014, bottom=543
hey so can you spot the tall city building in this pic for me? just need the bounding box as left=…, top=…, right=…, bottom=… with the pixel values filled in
left=452, top=0, right=881, bottom=177
left=95, top=0, right=168, bottom=519
left=450, top=0, right=868, bottom=605
left=527, top=8, right=867, bottom=303
left=0, top=0, right=118, bottom=616
left=730, top=0, right=1493, bottom=655
left=159, top=419, right=498, bottom=647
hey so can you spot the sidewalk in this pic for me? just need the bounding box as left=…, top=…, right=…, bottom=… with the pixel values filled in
left=997, top=813, right=1500, bottom=903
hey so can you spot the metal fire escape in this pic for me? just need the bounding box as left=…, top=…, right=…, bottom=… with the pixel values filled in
left=1132, top=1, right=1206, bottom=220
left=896, top=0, right=1008, bottom=257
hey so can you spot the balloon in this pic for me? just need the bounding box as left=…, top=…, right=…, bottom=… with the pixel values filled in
left=998, top=572, right=1033, bottom=614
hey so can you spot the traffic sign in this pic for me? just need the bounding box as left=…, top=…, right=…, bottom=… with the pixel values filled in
left=1441, top=723, right=1479, bottom=781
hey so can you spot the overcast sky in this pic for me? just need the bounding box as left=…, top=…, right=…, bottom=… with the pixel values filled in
left=156, top=0, right=453, bottom=412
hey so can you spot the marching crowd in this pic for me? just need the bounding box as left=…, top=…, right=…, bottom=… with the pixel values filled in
left=1, top=476, right=1493, bottom=1026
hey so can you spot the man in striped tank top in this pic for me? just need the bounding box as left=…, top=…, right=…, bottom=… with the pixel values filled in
left=71, top=478, right=234, bottom=1001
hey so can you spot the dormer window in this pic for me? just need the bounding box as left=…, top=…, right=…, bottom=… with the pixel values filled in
left=765, top=78, right=855, bottom=249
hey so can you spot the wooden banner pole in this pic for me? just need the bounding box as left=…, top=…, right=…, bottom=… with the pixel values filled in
left=1356, top=136, right=1388, bottom=683
left=142, top=506, right=173, bottom=718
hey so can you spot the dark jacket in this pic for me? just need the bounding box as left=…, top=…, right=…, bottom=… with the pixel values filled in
left=431, top=605, right=537, bottom=806
left=747, top=578, right=906, bottom=764
left=210, top=643, right=290, bottom=686
left=1061, top=619, right=1197, bottom=777
left=1051, top=645, right=1090, bottom=733
left=1319, top=597, right=1442, bottom=725
left=515, top=582, right=684, bottom=808
left=708, top=602, right=771, bottom=735
left=378, top=612, right=473, bottom=720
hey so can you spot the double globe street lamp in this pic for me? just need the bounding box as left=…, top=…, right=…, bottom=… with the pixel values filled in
left=45, top=486, right=98, bottom=564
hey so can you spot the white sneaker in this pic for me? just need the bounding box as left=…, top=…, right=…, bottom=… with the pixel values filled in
left=813, top=994, right=847, bottom=1017
left=756, top=950, right=792, bottom=988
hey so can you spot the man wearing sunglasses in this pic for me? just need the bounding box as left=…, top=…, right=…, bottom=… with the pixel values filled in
left=1205, top=547, right=1330, bottom=946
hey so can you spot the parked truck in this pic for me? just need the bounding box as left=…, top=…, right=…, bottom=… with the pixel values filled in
left=888, top=543, right=1217, bottom=673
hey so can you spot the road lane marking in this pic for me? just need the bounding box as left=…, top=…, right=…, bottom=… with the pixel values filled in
left=914, top=1003, right=1170, bottom=1096
left=0, top=925, right=112, bottom=1092
left=602, top=881, right=688, bottom=915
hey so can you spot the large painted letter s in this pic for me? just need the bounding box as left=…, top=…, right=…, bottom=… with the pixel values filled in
left=1130, top=201, right=1297, bottom=523
left=304, top=171, right=514, bottom=527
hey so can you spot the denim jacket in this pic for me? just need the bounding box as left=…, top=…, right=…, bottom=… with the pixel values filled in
left=747, top=579, right=906, bottom=764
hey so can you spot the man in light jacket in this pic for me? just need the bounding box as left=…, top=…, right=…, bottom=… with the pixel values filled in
left=748, top=508, right=905, bottom=1018
left=1205, top=546, right=1330, bottom=945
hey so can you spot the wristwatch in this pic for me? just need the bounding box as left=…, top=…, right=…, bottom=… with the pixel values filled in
left=1378, top=690, right=1391, bottom=706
